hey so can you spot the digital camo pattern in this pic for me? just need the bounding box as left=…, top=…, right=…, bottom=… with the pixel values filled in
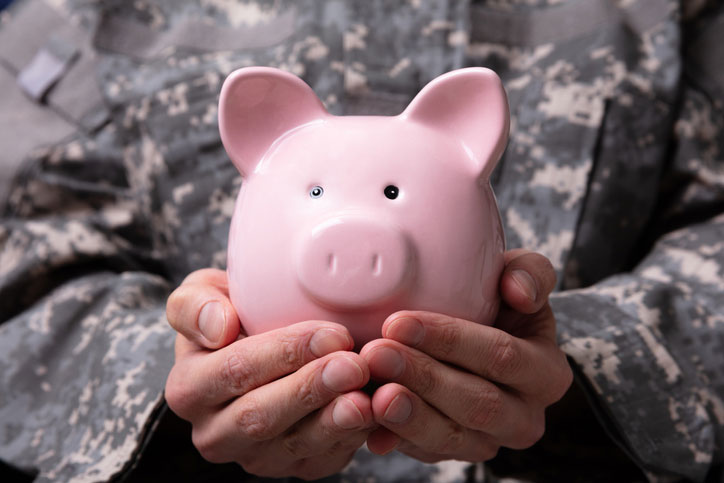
left=0, top=0, right=722, bottom=482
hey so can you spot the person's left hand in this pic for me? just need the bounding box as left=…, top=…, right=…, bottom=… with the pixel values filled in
left=359, top=249, right=573, bottom=462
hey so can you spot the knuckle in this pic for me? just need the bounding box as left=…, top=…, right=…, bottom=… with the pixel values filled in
left=412, top=356, right=438, bottom=397
left=466, top=384, right=504, bottom=431
left=191, top=429, right=225, bottom=463
left=318, top=416, right=345, bottom=442
left=281, top=431, right=310, bottom=460
left=219, top=347, right=255, bottom=394
left=164, top=368, right=194, bottom=418
left=236, top=454, right=253, bottom=468
left=324, top=440, right=345, bottom=457
left=324, top=440, right=367, bottom=460
left=280, top=333, right=308, bottom=368
left=480, top=444, right=500, bottom=462
left=295, top=451, right=356, bottom=481
left=239, top=456, right=272, bottom=477
left=436, top=320, right=462, bottom=358
left=557, top=358, right=575, bottom=397
left=410, top=453, right=441, bottom=464
left=294, top=461, right=326, bottom=481
left=432, top=424, right=465, bottom=454
left=233, top=398, right=273, bottom=441
left=165, top=288, right=188, bottom=329
left=295, top=466, right=318, bottom=482
left=543, top=353, right=574, bottom=404
left=539, top=257, right=557, bottom=292
left=516, top=412, right=546, bottom=449
left=488, top=332, right=522, bottom=380
left=420, top=454, right=443, bottom=464
left=300, top=471, right=323, bottom=481
left=296, top=369, right=324, bottom=409
left=182, top=268, right=222, bottom=285
left=528, top=414, right=547, bottom=446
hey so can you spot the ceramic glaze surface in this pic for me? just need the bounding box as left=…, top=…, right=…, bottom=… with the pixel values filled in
left=220, top=66, right=508, bottom=346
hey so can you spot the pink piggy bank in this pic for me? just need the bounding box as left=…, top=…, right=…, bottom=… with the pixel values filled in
left=219, top=67, right=508, bottom=346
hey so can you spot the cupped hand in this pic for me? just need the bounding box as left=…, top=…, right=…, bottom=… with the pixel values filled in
left=164, top=269, right=375, bottom=479
left=360, top=249, right=573, bottom=462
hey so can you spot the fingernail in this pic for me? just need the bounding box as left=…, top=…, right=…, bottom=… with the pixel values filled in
left=384, top=394, right=412, bottom=423
left=511, top=269, right=537, bottom=302
left=332, top=398, right=364, bottom=429
left=385, top=317, right=424, bottom=346
left=198, top=302, right=224, bottom=344
left=367, top=347, right=405, bottom=380
left=322, top=357, right=364, bottom=393
left=310, top=329, right=351, bottom=358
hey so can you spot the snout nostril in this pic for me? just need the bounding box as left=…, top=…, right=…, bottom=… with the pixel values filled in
left=328, top=253, right=337, bottom=273
left=372, top=253, right=382, bottom=275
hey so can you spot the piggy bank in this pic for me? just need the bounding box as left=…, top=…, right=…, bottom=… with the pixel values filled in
left=219, top=66, right=508, bottom=346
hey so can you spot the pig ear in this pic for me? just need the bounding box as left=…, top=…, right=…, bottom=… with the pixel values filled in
left=218, top=67, right=328, bottom=177
left=401, top=68, right=509, bottom=180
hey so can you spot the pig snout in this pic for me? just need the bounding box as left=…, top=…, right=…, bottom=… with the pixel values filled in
left=296, top=217, right=412, bottom=310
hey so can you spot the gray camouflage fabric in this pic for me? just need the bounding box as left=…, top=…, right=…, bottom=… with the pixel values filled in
left=0, top=0, right=722, bottom=481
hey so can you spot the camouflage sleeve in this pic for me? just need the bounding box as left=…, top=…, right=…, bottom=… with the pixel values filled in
left=0, top=129, right=178, bottom=482
left=553, top=214, right=724, bottom=482
left=551, top=5, right=724, bottom=480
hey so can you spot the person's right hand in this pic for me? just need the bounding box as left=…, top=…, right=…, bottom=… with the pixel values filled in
left=164, top=269, right=375, bottom=480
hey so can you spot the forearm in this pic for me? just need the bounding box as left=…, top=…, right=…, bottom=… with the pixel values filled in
left=550, top=213, right=724, bottom=481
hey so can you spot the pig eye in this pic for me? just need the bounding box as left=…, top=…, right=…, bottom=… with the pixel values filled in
left=309, top=186, right=324, bottom=199
left=384, top=185, right=399, bottom=200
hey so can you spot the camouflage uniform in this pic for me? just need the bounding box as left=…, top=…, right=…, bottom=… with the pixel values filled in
left=0, top=0, right=722, bottom=481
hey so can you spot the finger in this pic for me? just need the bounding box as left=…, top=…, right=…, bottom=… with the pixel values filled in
left=361, top=340, right=543, bottom=447
left=165, top=321, right=354, bottom=416
left=235, top=391, right=373, bottom=478
left=503, top=248, right=533, bottom=263
left=381, top=311, right=546, bottom=390
left=290, top=445, right=363, bottom=481
left=366, top=427, right=402, bottom=455
left=197, top=352, right=369, bottom=460
left=174, top=332, right=206, bottom=360
left=396, top=440, right=499, bottom=464
left=369, top=383, right=501, bottom=460
left=272, top=391, right=373, bottom=462
left=166, top=282, right=240, bottom=349
left=500, top=251, right=557, bottom=314
left=495, top=302, right=558, bottom=343
left=181, top=268, right=230, bottom=290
